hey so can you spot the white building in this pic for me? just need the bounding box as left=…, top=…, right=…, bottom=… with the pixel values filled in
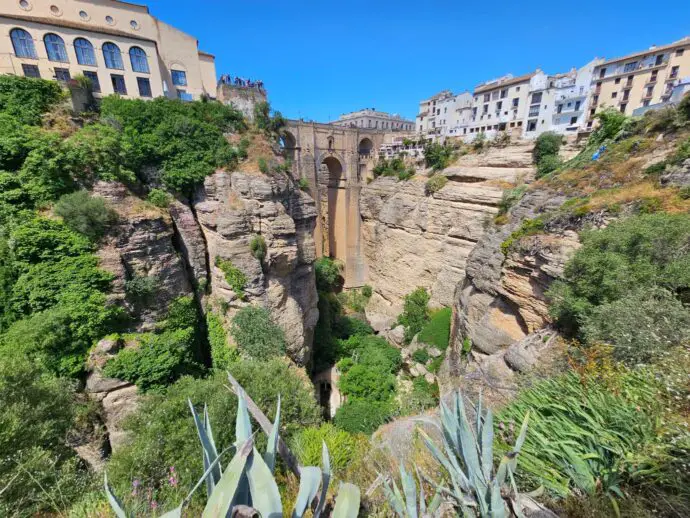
left=415, top=90, right=473, bottom=138
left=330, top=108, right=414, bottom=131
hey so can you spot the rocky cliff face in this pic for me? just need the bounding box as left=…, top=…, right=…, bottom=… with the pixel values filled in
left=194, top=171, right=319, bottom=364
left=360, top=141, right=534, bottom=328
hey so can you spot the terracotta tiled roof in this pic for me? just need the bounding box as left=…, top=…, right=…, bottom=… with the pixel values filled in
left=474, top=72, right=536, bottom=94
left=599, top=37, right=690, bottom=66
left=0, top=13, right=156, bottom=43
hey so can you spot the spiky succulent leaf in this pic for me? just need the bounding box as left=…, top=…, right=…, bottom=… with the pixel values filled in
left=480, top=408, right=494, bottom=481
left=292, top=466, right=322, bottom=518
left=235, top=389, right=253, bottom=445
left=332, top=483, right=361, bottom=518
left=246, top=447, right=283, bottom=517
left=189, top=399, right=221, bottom=496
left=202, top=437, right=253, bottom=517
left=104, top=473, right=128, bottom=518
left=264, top=395, right=281, bottom=473
left=314, top=441, right=332, bottom=518
left=400, top=463, right=418, bottom=518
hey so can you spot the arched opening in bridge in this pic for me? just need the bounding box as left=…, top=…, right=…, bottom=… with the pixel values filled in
left=358, top=137, right=374, bottom=157
left=279, top=131, right=297, bottom=164
left=321, top=156, right=346, bottom=260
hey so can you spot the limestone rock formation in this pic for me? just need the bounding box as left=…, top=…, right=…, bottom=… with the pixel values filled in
left=361, top=141, right=534, bottom=325
left=93, top=181, right=193, bottom=331
left=193, top=171, right=319, bottom=364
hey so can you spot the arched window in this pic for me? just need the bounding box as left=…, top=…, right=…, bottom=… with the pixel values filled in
left=74, top=38, right=96, bottom=66
left=102, top=42, right=123, bottom=69
left=44, top=33, right=68, bottom=62
left=10, top=28, right=37, bottom=58
left=128, top=46, right=149, bottom=73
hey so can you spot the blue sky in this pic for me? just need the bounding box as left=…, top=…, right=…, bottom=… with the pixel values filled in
left=145, top=0, right=690, bottom=122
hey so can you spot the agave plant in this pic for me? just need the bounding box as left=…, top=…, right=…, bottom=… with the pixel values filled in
left=105, top=378, right=360, bottom=517
left=382, top=391, right=539, bottom=518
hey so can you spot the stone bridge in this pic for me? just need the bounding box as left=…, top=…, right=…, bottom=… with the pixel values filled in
left=282, top=121, right=388, bottom=287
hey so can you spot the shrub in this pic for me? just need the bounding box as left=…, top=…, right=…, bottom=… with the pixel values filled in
left=361, top=284, right=373, bottom=298
left=582, top=288, right=690, bottom=364
left=315, top=256, right=342, bottom=291
left=501, top=216, right=545, bottom=255
left=677, top=92, right=690, bottom=122
left=298, top=177, right=310, bottom=190
left=473, top=132, right=487, bottom=151
left=332, top=315, right=373, bottom=338
left=424, top=142, right=455, bottom=171
left=400, top=377, right=439, bottom=415
left=162, top=295, right=199, bottom=332
left=0, top=75, right=64, bottom=125
left=253, top=101, right=286, bottom=136
left=427, top=355, right=444, bottom=374
left=103, top=328, right=202, bottom=391
left=147, top=188, right=172, bottom=208
left=536, top=154, right=563, bottom=178
left=230, top=305, right=286, bottom=360
left=334, top=399, right=393, bottom=435
left=54, top=190, right=117, bottom=241
left=417, top=306, right=451, bottom=350
left=124, top=275, right=157, bottom=305
left=249, top=234, right=267, bottom=261
left=411, top=348, right=430, bottom=364
left=258, top=156, right=269, bottom=174
left=590, top=108, right=628, bottom=145
left=338, top=364, right=396, bottom=402
left=214, top=256, right=247, bottom=298
left=338, top=288, right=370, bottom=313
left=497, top=184, right=527, bottom=217
left=548, top=213, right=690, bottom=341
left=373, top=157, right=415, bottom=180
left=397, top=287, right=431, bottom=343
left=533, top=132, right=563, bottom=164
left=107, top=361, right=321, bottom=507
left=207, top=311, right=237, bottom=369
left=0, top=354, right=89, bottom=517
left=425, top=174, right=448, bottom=194
left=291, top=423, right=366, bottom=476
left=353, top=337, right=402, bottom=373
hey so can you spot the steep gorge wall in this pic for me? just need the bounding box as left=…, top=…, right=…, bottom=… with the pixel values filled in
left=360, top=141, right=535, bottom=328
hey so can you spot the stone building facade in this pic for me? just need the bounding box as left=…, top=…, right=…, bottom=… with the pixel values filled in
left=331, top=108, right=414, bottom=131
left=1, top=0, right=216, bottom=101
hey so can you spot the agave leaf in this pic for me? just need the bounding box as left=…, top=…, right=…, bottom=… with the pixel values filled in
left=415, top=466, right=426, bottom=515
left=420, top=428, right=470, bottom=496
left=202, top=437, right=253, bottom=518
left=480, top=408, right=494, bottom=481
left=103, top=473, right=128, bottom=518
left=264, top=395, right=281, bottom=473
left=380, top=476, right=406, bottom=516
left=508, top=466, right=525, bottom=518
left=204, top=404, right=219, bottom=464
left=508, top=411, right=530, bottom=474
left=400, top=463, right=418, bottom=518
left=332, top=482, right=361, bottom=518
left=427, top=488, right=443, bottom=515
left=246, top=447, right=283, bottom=518
left=476, top=390, right=483, bottom=439
left=292, top=466, right=322, bottom=518
left=183, top=446, right=234, bottom=507
left=489, top=480, right=506, bottom=518
left=188, top=399, right=221, bottom=495
left=314, top=441, right=332, bottom=518
left=455, top=394, right=486, bottom=492
left=158, top=505, right=183, bottom=518
left=236, top=389, right=253, bottom=445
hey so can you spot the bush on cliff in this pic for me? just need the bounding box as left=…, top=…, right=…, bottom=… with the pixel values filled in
left=532, top=131, right=563, bottom=165
left=397, top=287, right=431, bottom=343
left=54, top=190, right=117, bottom=241
left=106, top=361, right=321, bottom=508
left=230, top=305, right=286, bottom=360
left=424, top=141, right=456, bottom=171
left=0, top=75, right=64, bottom=125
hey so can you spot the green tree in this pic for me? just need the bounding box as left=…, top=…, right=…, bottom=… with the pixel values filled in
left=54, top=190, right=117, bottom=241
left=397, top=287, right=431, bottom=343
left=0, top=75, right=64, bottom=125
left=231, top=306, right=287, bottom=360
left=532, top=131, right=563, bottom=165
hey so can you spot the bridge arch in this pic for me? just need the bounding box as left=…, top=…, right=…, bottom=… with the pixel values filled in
left=318, top=155, right=347, bottom=260
left=358, top=137, right=374, bottom=156
left=279, top=131, right=297, bottom=163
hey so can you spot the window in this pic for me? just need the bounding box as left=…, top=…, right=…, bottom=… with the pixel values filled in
left=83, top=71, right=100, bottom=92
left=574, top=101, right=581, bottom=111
left=74, top=38, right=96, bottom=66
left=512, top=98, right=519, bottom=108
left=655, top=55, right=664, bottom=66
left=557, top=104, right=563, bottom=114
left=129, top=46, right=149, bottom=73
left=615, top=78, right=621, bottom=84
left=620, top=103, right=627, bottom=113
left=496, top=101, right=502, bottom=110
left=171, top=69, right=187, bottom=86
left=111, top=74, right=127, bottom=94
left=482, top=104, right=488, bottom=114
left=105, top=15, right=115, bottom=25
left=611, top=92, right=617, bottom=98
left=44, top=33, right=68, bottom=62
left=642, top=100, right=650, bottom=107
left=651, top=70, right=658, bottom=82
left=10, top=28, right=37, bottom=58
left=623, top=61, right=638, bottom=73
left=500, top=89, right=507, bottom=99
left=103, top=42, right=123, bottom=69
left=646, top=86, right=654, bottom=97
left=483, top=93, right=490, bottom=102
left=528, top=105, right=540, bottom=117
left=527, top=119, right=537, bottom=132
left=670, top=66, right=679, bottom=78
left=677, top=49, right=685, bottom=57
left=21, top=64, right=40, bottom=78
left=137, top=77, right=152, bottom=97
left=54, top=68, right=70, bottom=81
left=79, top=10, right=89, bottom=20
left=531, top=92, right=542, bottom=104
left=599, top=68, right=606, bottom=78
left=570, top=116, right=578, bottom=125
left=516, top=86, right=520, bottom=92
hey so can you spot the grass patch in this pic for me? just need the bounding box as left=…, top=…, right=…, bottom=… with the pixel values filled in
left=417, top=307, right=451, bottom=350
left=501, top=217, right=545, bottom=255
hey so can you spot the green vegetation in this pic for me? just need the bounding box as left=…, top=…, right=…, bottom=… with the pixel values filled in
left=214, top=256, right=247, bottom=298
left=417, top=306, right=451, bottom=350
left=500, top=216, right=545, bottom=255
left=298, top=177, right=310, bottom=190
left=54, top=190, right=117, bottom=241
left=231, top=306, right=286, bottom=360
left=124, top=274, right=157, bottom=305
left=372, top=157, right=415, bottom=181
left=106, top=364, right=323, bottom=511
left=253, top=100, right=287, bottom=137
left=291, top=423, right=366, bottom=476
left=333, top=399, right=393, bottom=435
left=314, top=256, right=342, bottom=291
left=0, top=75, right=64, bottom=125
left=338, top=285, right=372, bottom=313
left=249, top=234, right=267, bottom=261
left=533, top=132, right=563, bottom=178
left=425, top=173, right=448, bottom=194
left=547, top=213, right=690, bottom=364
left=397, top=287, right=431, bottom=343
left=146, top=188, right=172, bottom=208
left=424, top=141, right=456, bottom=170
left=207, top=311, right=237, bottom=369
left=411, top=347, right=430, bottom=364
left=536, top=153, right=563, bottom=178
